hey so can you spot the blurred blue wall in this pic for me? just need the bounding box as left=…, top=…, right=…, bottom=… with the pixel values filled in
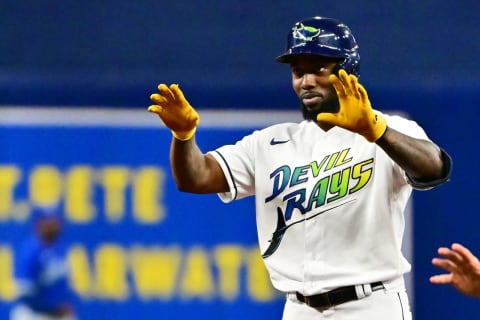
left=0, top=1, right=479, bottom=318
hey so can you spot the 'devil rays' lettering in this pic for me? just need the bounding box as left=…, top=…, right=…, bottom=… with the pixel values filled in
left=260, top=151, right=374, bottom=258
left=265, top=149, right=352, bottom=203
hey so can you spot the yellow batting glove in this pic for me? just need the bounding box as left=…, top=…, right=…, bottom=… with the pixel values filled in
left=148, top=84, right=200, bottom=141
left=317, top=69, right=387, bottom=142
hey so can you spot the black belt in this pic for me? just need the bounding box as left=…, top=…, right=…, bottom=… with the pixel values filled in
left=296, top=281, right=384, bottom=309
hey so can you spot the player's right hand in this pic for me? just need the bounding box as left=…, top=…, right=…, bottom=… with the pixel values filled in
left=148, top=84, right=200, bottom=141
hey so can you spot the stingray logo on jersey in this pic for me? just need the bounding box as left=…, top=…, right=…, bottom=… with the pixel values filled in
left=262, top=148, right=374, bottom=258
left=292, top=22, right=321, bottom=42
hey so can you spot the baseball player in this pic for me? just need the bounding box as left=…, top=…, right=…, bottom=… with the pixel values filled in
left=430, top=243, right=480, bottom=297
left=148, top=16, right=452, bottom=319
left=10, top=207, right=76, bottom=320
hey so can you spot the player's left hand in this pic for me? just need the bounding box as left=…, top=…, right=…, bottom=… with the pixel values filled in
left=317, top=69, right=387, bottom=142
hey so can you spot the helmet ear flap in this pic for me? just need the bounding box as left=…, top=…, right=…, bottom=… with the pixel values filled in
left=335, top=52, right=360, bottom=77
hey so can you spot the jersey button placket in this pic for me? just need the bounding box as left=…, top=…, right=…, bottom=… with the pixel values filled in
left=305, top=216, right=316, bottom=289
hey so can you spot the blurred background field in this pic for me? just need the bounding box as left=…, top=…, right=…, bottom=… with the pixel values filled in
left=0, top=1, right=479, bottom=319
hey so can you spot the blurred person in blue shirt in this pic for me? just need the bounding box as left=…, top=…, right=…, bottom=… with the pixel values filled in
left=10, top=207, right=77, bottom=320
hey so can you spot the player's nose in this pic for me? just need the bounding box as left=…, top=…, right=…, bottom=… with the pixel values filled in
left=300, top=73, right=316, bottom=89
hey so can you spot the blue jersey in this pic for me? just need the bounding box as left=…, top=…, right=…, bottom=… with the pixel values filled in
left=14, top=235, right=72, bottom=313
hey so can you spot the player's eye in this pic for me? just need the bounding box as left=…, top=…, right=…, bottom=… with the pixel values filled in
left=314, top=65, right=329, bottom=74
left=291, top=67, right=304, bottom=78
left=291, top=65, right=330, bottom=78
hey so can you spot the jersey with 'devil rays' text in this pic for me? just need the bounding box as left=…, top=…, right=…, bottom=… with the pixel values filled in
left=209, top=112, right=431, bottom=295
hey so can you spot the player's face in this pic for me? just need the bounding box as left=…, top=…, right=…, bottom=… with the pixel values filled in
left=36, top=218, right=62, bottom=244
left=290, top=55, right=340, bottom=121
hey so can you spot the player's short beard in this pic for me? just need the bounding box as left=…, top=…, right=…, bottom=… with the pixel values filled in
left=301, top=92, right=340, bottom=121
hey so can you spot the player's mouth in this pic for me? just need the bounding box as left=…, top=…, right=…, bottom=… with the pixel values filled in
left=301, top=92, right=323, bottom=107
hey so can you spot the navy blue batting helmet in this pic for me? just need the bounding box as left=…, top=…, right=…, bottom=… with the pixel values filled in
left=276, top=16, right=360, bottom=76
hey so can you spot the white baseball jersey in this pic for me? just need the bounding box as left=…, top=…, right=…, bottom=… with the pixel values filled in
left=209, top=112, right=432, bottom=295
